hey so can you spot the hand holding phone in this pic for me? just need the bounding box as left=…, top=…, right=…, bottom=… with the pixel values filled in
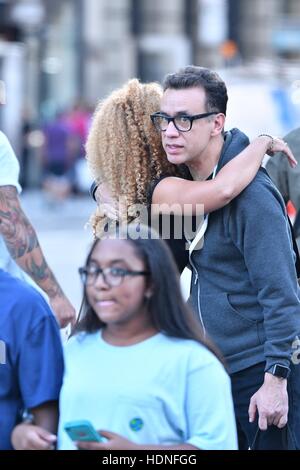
left=64, top=420, right=102, bottom=442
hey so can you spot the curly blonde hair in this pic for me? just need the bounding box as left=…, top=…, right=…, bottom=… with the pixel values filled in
left=86, top=78, right=183, bottom=236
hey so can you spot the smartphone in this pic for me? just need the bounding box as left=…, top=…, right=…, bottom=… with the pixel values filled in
left=64, top=420, right=102, bottom=442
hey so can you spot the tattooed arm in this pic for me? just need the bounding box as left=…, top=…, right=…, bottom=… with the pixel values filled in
left=0, top=185, right=75, bottom=327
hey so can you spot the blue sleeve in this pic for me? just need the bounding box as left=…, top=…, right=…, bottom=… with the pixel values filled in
left=185, top=351, right=238, bottom=450
left=18, top=307, right=64, bottom=409
left=229, top=172, right=300, bottom=371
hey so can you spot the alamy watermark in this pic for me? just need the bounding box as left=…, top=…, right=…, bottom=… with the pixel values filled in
left=97, top=199, right=205, bottom=250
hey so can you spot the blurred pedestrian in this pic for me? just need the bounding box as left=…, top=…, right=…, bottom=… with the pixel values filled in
left=266, top=126, right=300, bottom=211
left=266, top=126, right=300, bottom=276
left=41, top=112, right=75, bottom=202
left=65, top=102, right=92, bottom=194
left=266, top=126, right=300, bottom=242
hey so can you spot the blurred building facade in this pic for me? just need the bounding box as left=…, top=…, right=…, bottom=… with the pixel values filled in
left=1, top=0, right=300, bottom=156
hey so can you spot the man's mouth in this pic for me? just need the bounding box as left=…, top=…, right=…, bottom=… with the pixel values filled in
left=165, top=144, right=183, bottom=153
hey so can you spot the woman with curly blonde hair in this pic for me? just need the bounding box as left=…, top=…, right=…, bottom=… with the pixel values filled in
left=86, top=79, right=186, bottom=234
left=86, top=78, right=295, bottom=270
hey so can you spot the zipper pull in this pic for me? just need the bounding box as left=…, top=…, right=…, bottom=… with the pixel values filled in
left=194, top=272, right=198, bottom=285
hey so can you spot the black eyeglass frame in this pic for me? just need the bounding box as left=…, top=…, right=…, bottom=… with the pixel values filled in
left=150, top=111, right=217, bottom=132
left=78, top=266, right=149, bottom=287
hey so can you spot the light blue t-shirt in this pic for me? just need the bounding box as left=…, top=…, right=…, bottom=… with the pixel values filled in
left=58, top=331, right=237, bottom=450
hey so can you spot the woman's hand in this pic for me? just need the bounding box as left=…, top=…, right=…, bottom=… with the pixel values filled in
left=95, top=182, right=120, bottom=220
left=264, top=136, right=297, bottom=167
left=76, top=430, right=137, bottom=451
left=11, top=423, right=57, bottom=450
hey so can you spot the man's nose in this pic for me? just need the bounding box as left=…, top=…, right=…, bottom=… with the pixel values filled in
left=164, top=120, right=180, bottom=137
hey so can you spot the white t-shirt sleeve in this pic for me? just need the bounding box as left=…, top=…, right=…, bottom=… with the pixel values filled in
left=185, top=349, right=238, bottom=450
left=0, top=131, right=22, bottom=193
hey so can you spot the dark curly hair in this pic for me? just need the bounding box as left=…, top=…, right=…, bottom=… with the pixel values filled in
left=163, top=65, right=228, bottom=115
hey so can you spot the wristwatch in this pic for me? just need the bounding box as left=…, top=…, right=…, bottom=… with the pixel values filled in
left=267, top=364, right=290, bottom=379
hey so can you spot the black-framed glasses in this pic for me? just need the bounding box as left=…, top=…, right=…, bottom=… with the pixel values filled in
left=78, top=266, right=149, bottom=287
left=150, top=111, right=217, bottom=132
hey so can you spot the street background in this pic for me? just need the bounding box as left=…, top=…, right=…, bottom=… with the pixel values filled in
left=1, top=0, right=300, bottom=308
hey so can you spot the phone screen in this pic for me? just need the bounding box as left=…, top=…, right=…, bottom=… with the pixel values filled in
left=64, top=421, right=102, bottom=442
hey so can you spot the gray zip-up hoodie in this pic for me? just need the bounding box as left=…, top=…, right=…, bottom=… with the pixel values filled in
left=189, top=128, right=300, bottom=374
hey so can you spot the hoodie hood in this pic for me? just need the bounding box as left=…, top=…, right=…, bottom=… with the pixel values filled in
left=217, top=128, right=250, bottom=171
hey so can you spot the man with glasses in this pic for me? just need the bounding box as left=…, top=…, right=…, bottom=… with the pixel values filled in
left=150, top=65, right=300, bottom=450
left=0, top=81, right=75, bottom=328
left=150, top=111, right=218, bottom=133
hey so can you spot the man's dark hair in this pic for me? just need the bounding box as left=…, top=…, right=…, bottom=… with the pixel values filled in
left=163, top=65, right=228, bottom=115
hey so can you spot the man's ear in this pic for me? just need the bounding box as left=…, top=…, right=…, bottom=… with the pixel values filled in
left=211, top=113, right=226, bottom=136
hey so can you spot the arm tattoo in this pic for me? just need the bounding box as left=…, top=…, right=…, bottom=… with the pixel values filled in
left=24, top=257, right=64, bottom=298
left=0, top=186, right=39, bottom=258
left=0, top=186, right=63, bottom=297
